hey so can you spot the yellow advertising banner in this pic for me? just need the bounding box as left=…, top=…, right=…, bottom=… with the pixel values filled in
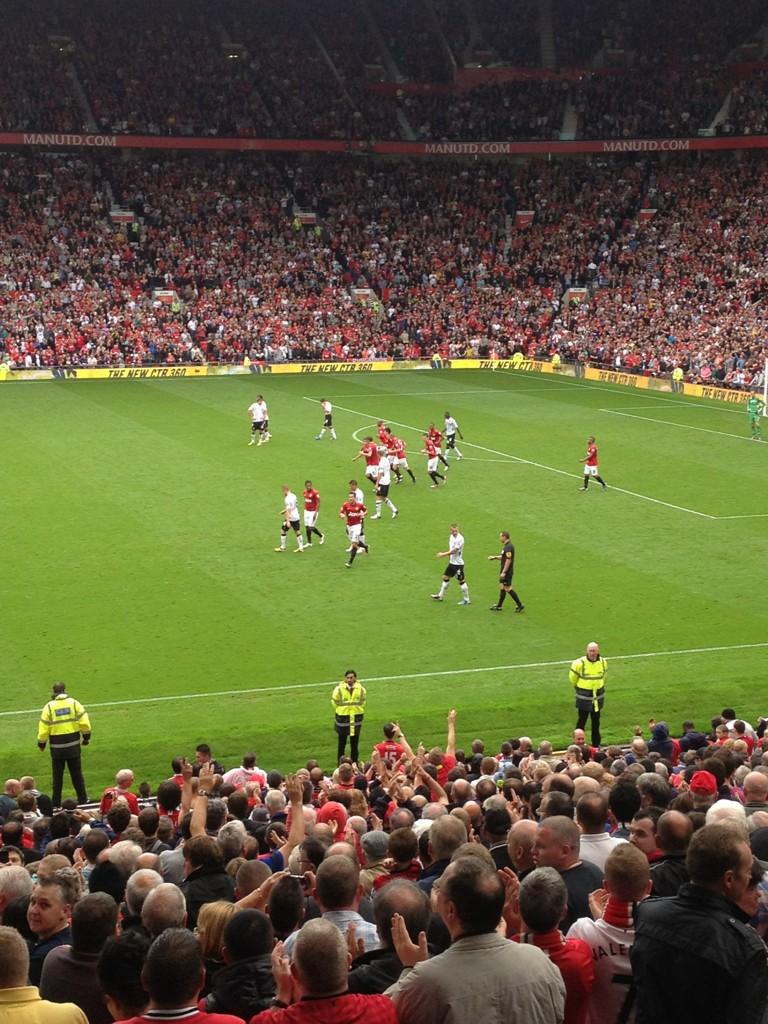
left=2, top=366, right=208, bottom=381
left=265, top=361, right=394, bottom=375
left=451, top=357, right=554, bottom=373
left=684, top=383, right=753, bottom=405
left=584, top=367, right=650, bottom=389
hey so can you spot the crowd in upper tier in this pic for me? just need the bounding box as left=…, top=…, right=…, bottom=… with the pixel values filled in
left=1, top=0, right=768, bottom=141
left=0, top=150, right=765, bottom=387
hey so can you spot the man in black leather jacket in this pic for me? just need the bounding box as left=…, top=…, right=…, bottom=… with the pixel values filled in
left=632, top=823, right=768, bottom=1024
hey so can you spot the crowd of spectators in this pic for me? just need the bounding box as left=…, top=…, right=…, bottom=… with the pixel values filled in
left=401, top=80, right=568, bottom=141
left=0, top=149, right=765, bottom=388
left=3, top=707, right=768, bottom=1022
left=721, top=71, right=768, bottom=137
left=472, top=0, right=540, bottom=67
left=574, top=62, right=724, bottom=139
left=594, top=0, right=766, bottom=62
left=0, top=0, right=84, bottom=133
left=1, top=0, right=768, bottom=144
left=370, top=0, right=454, bottom=82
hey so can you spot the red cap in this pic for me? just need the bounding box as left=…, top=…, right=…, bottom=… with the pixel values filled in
left=689, top=770, right=718, bottom=795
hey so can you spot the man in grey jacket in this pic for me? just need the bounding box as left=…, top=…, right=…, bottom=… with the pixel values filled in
left=386, top=858, right=565, bottom=1024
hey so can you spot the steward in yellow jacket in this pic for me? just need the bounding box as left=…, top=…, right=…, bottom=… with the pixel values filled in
left=38, top=682, right=91, bottom=807
left=569, top=642, right=607, bottom=748
left=332, top=670, right=366, bottom=765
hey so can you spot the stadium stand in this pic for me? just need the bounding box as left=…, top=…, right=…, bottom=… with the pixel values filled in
left=2, top=709, right=768, bottom=1020
left=0, top=150, right=765, bottom=390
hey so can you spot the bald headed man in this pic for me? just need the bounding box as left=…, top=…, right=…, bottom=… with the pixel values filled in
left=506, top=819, right=538, bottom=880
left=649, top=810, right=692, bottom=897
left=569, top=641, right=607, bottom=747
left=743, top=772, right=768, bottom=815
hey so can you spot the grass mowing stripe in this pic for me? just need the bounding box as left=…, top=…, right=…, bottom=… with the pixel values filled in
left=317, top=399, right=716, bottom=519
left=2, top=641, right=766, bottom=718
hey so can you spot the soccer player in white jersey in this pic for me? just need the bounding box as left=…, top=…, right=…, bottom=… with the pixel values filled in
left=315, top=398, right=337, bottom=441
left=255, top=395, right=270, bottom=443
left=370, top=450, right=399, bottom=520
left=443, top=412, right=464, bottom=460
left=348, top=479, right=368, bottom=552
left=432, top=523, right=470, bottom=605
left=247, top=400, right=264, bottom=445
left=275, top=485, right=304, bottom=552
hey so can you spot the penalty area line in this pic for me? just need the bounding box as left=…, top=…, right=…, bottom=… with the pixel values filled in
left=1, top=642, right=766, bottom=718
left=600, top=408, right=756, bottom=442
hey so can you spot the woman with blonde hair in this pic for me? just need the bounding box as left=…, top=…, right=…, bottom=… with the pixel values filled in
left=196, top=900, right=237, bottom=996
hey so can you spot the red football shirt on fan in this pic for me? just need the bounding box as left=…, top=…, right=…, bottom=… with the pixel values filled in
left=303, top=488, right=320, bottom=511
left=586, top=443, right=598, bottom=466
left=375, top=740, right=406, bottom=766
left=362, top=442, right=380, bottom=466
left=436, top=754, right=456, bottom=786
left=424, top=439, right=439, bottom=458
left=341, top=500, right=367, bottom=526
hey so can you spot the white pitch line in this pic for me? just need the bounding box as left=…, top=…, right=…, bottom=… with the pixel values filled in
left=457, top=457, right=518, bottom=464
left=351, top=424, right=378, bottom=444
left=715, top=514, right=768, bottom=520
left=601, top=403, right=747, bottom=416
left=2, top=641, right=766, bottom=718
left=318, top=398, right=715, bottom=519
left=601, top=408, right=755, bottom=443
left=304, top=386, right=580, bottom=399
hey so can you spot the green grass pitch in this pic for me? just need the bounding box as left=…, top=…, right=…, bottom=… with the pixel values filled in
left=2, top=369, right=766, bottom=795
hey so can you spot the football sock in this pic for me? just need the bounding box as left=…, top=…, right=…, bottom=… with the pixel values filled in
left=439, top=581, right=448, bottom=597
left=407, top=469, right=416, bottom=482
left=509, top=589, right=523, bottom=609
left=439, top=455, right=449, bottom=468
left=386, top=499, right=397, bottom=513
left=330, top=429, right=337, bottom=439
left=596, top=475, right=606, bottom=488
left=497, top=590, right=507, bottom=607
left=460, top=583, right=470, bottom=600
left=348, top=547, right=357, bottom=563
left=375, top=501, right=383, bottom=516
left=582, top=476, right=589, bottom=488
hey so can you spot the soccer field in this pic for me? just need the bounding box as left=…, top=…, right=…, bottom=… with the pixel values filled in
left=2, top=369, right=767, bottom=793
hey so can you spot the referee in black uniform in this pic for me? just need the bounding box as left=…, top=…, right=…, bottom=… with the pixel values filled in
left=488, top=531, right=525, bottom=612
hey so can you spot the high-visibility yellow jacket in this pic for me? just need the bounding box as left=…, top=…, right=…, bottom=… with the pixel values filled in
left=38, top=695, right=91, bottom=755
left=569, top=656, right=607, bottom=711
left=332, top=682, right=366, bottom=734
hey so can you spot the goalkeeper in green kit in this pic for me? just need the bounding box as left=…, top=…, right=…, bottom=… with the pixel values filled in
left=747, top=394, right=765, bottom=440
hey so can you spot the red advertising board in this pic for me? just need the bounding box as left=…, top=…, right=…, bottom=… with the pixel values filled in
left=4, top=131, right=768, bottom=157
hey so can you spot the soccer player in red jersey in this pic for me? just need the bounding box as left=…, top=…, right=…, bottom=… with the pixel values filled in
left=377, top=420, right=390, bottom=446
left=421, top=434, right=446, bottom=488
left=428, top=422, right=450, bottom=470
left=387, top=429, right=416, bottom=484
left=339, top=491, right=369, bottom=567
left=302, top=480, right=325, bottom=547
left=579, top=435, right=607, bottom=491
left=352, top=436, right=381, bottom=488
